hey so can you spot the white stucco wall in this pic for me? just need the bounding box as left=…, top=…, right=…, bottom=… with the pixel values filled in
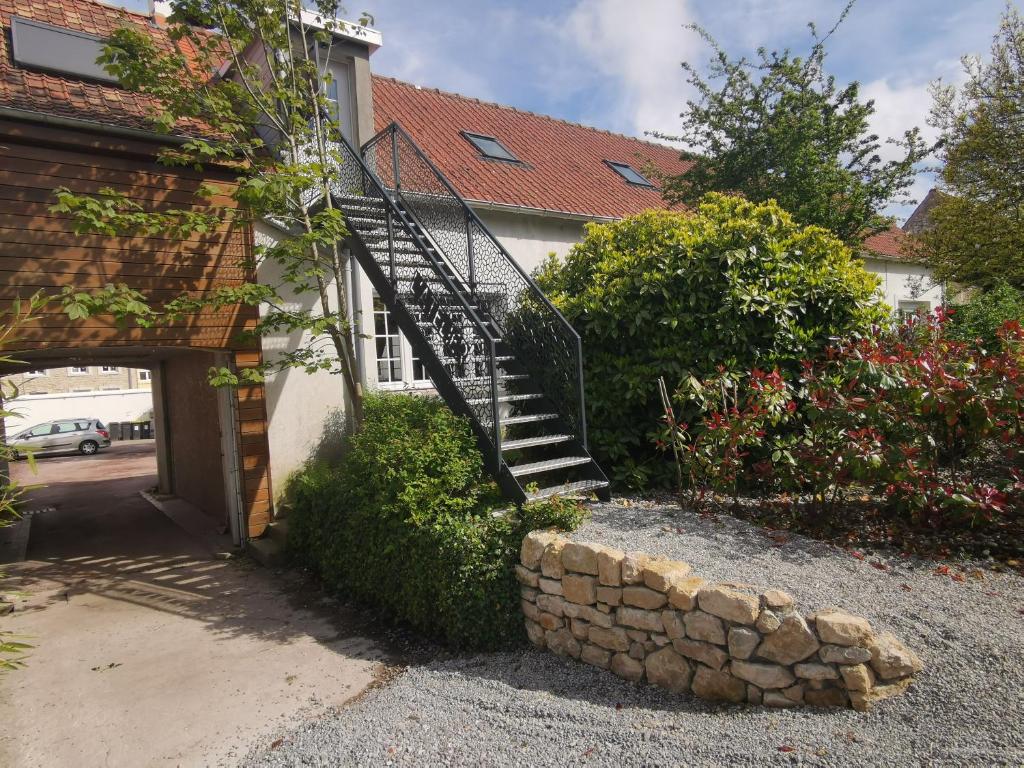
left=255, top=222, right=355, bottom=490
left=861, top=256, right=944, bottom=312
left=474, top=207, right=588, bottom=275
left=3, top=389, right=153, bottom=435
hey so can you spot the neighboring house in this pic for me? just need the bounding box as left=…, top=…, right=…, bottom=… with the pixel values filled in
left=861, top=225, right=943, bottom=315
left=3, top=366, right=153, bottom=432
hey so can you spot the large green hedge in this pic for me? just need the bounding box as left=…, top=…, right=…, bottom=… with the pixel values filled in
left=535, top=193, right=887, bottom=488
left=285, top=392, right=584, bottom=650
left=947, top=281, right=1024, bottom=348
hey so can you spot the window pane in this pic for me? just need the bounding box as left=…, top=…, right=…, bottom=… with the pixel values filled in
left=464, top=132, right=519, bottom=162
left=608, top=161, right=654, bottom=187
left=373, top=296, right=403, bottom=383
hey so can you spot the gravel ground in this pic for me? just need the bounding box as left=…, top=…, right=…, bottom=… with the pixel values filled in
left=244, top=498, right=1024, bottom=767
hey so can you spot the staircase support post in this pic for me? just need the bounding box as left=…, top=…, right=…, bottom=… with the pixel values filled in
left=390, top=127, right=401, bottom=194
left=385, top=208, right=397, bottom=283
left=488, top=339, right=502, bottom=474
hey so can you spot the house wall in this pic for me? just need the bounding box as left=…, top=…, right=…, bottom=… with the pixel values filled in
left=162, top=351, right=228, bottom=522
left=861, top=257, right=943, bottom=312
left=0, top=116, right=272, bottom=536
left=5, top=366, right=151, bottom=395
left=474, top=207, right=588, bottom=275
left=4, top=389, right=153, bottom=434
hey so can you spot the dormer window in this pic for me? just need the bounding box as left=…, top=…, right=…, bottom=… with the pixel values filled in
left=606, top=160, right=655, bottom=188
left=462, top=132, right=520, bottom=163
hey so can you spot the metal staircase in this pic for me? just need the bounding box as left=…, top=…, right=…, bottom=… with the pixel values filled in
left=329, top=122, right=609, bottom=504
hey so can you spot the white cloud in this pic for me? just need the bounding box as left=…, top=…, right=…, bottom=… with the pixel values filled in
left=561, top=0, right=702, bottom=139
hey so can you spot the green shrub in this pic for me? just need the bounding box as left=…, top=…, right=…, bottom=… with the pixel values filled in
left=285, top=392, right=585, bottom=650
left=947, top=281, right=1024, bottom=348
left=535, top=193, right=886, bottom=488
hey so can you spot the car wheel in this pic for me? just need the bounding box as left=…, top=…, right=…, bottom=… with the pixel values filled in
left=79, top=440, right=99, bottom=456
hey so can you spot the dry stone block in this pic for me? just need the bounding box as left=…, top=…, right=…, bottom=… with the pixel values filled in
left=848, top=676, right=913, bottom=712
left=538, top=612, right=563, bottom=631
left=581, top=643, right=612, bottom=669
left=755, top=614, right=820, bottom=665
left=667, top=576, right=705, bottom=610
left=540, top=539, right=567, bottom=579
left=515, top=565, right=540, bottom=588
left=661, top=610, right=686, bottom=640
left=521, top=599, right=541, bottom=622
left=692, top=664, right=746, bottom=703
left=820, top=644, right=872, bottom=665
left=521, top=530, right=560, bottom=569
left=731, top=660, right=796, bottom=690
left=562, top=541, right=602, bottom=575
left=643, top=559, right=692, bottom=593
left=536, top=593, right=566, bottom=617
left=839, top=663, right=874, bottom=693
left=622, top=586, right=667, bottom=610
left=545, top=628, right=581, bottom=658
left=589, top=625, right=630, bottom=653
left=596, top=603, right=611, bottom=614
left=728, top=627, right=760, bottom=660
left=783, top=683, right=805, bottom=704
left=755, top=609, right=782, bottom=634
left=651, top=633, right=671, bottom=647
left=868, top=632, right=924, bottom=680
left=611, top=652, right=644, bottom=682
left=747, top=684, right=762, bottom=704
left=521, top=586, right=539, bottom=602
left=596, top=586, right=622, bottom=606
left=525, top=618, right=546, bottom=647
left=794, top=662, right=839, bottom=680
left=762, top=589, right=794, bottom=610
left=562, top=574, right=598, bottom=605
left=645, top=647, right=692, bottom=693
left=763, top=691, right=798, bottom=708
left=805, top=687, right=848, bottom=708
left=597, top=546, right=624, bottom=586
left=698, top=585, right=760, bottom=625
left=626, top=629, right=648, bottom=642
left=628, top=641, right=646, bottom=660
left=617, top=606, right=664, bottom=633
left=570, top=618, right=590, bottom=640
left=684, top=610, right=726, bottom=645
left=815, top=608, right=873, bottom=647
left=538, top=578, right=563, bottom=596
left=621, top=552, right=650, bottom=584
left=672, top=638, right=728, bottom=671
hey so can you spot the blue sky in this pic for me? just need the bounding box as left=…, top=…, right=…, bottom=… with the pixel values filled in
left=115, top=0, right=1010, bottom=220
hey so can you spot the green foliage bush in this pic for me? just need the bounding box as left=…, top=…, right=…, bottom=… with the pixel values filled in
left=535, top=193, right=886, bottom=488
left=285, top=392, right=585, bottom=650
left=947, top=281, right=1024, bottom=348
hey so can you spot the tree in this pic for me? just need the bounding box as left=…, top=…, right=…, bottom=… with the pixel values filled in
left=534, top=193, right=887, bottom=489
left=919, top=6, right=1024, bottom=289
left=661, top=2, right=930, bottom=244
left=52, top=0, right=371, bottom=422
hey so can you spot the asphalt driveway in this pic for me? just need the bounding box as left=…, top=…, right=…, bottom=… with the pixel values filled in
left=0, top=442, right=383, bottom=767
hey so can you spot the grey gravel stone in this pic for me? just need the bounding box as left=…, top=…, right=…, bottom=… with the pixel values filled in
left=243, top=499, right=1024, bottom=767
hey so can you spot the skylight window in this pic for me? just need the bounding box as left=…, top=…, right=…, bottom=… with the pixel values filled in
left=462, top=132, right=520, bottom=163
left=10, top=17, right=119, bottom=84
left=606, top=161, right=656, bottom=188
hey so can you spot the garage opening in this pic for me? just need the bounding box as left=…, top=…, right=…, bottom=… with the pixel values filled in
left=1, top=346, right=246, bottom=550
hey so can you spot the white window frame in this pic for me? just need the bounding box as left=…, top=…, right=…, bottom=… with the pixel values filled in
left=100, top=365, right=119, bottom=375
left=23, top=369, right=47, bottom=378
left=372, top=294, right=432, bottom=390
left=68, top=366, right=89, bottom=376
left=897, top=299, right=930, bottom=319
left=137, top=369, right=152, bottom=382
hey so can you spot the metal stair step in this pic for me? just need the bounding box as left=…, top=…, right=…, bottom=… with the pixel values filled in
left=336, top=194, right=384, bottom=208
left=526, top=479, right=609, bottom=502
left=502, top=432, right=571, bottom=450
left=452, top=373, right=528, bottom=384
left=346, top=216, right=392, bottom=227
left=468, top=393, right=543, bottom=405
left=510, top=456, right=593, bottom=477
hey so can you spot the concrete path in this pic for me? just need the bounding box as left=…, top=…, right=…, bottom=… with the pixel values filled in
left=0, top=443, right=382, bottom=767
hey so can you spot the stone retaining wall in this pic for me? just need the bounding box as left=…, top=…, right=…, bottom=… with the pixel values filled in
left=518, top=532, right=922, bottom=711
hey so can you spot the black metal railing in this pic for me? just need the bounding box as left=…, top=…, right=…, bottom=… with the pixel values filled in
left=361, top=122, right=588, bottom=448
left=324, top=130, right=506, bottom=468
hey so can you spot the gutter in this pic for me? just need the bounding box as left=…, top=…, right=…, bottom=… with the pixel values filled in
left=466, top=198, right=620, bottom=224
left=0, top=105, right=194, bottom=145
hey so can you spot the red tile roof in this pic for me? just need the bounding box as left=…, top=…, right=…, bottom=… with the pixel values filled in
left=0, top=0, right=208, bottom=135
left=371, top=75, right=693, bottom=220
left=861, top=226, right=920, bottom=262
